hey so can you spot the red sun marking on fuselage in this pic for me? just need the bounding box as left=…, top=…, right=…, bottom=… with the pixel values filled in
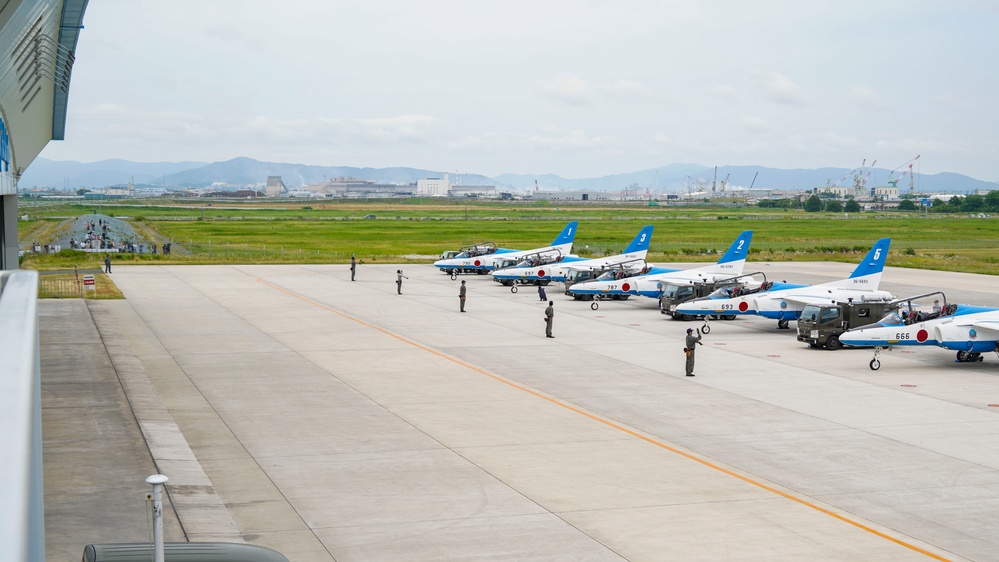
left=474, top=259, right=481, bottom=266
left=917, top=329, right=928, bottom=342
left=738, top=301, right=749, bottom=312
left=538, top=269, right=545, bottom=277
left=622, top=283, right=631, bottom=292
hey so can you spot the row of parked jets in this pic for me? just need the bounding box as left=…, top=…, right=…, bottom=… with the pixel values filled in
left=433, top=222, right=999, bottom=370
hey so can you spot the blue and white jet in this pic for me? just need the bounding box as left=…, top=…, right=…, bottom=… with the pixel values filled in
left=433, top=221, right=578, bottom=276
left=838, top=292, right=999, bottom=370
left=491, top=225, right=654, bottom=286
left=674, top=238, right=893, bottom=329
left=568, top=230, right=753, bottom=300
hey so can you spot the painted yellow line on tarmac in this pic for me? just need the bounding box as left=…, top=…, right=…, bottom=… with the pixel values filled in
left=258, top=275, right=950, bottom=562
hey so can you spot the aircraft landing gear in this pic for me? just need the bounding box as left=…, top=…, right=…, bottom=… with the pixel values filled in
left=591, top=301, right=599, bottom=310
left=450, top=271, right=458, bottom=280
left=700, top=316, right=711, bottom=334
left=777, top=319, right=790, bottom=330
left=510, top=285, right=518, bottom=293
left=956, top=350, right=984, bottom=363
left=869, top=347, right=882, bottom=371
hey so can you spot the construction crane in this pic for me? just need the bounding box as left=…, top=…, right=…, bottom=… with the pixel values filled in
left=711, top=166, right=718, bottom=196
left=850, top=158, right=875, bottom=198
left=719, top=173, right=730, bottom=193
left=887, top=155, right=921, bottom=194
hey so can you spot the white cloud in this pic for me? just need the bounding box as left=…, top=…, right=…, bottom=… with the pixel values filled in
left=537, top=73, right=593, bottom=106
left=602, top=80, right=652, bottom=96
left=850, top=85, right=888, bottom=110
left=740, top=116, right=771, bottom=132
left=763, top=73, right=804, bottom=106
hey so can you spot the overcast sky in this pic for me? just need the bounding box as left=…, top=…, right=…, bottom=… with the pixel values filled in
left=39, top=0, right=999, bottom=181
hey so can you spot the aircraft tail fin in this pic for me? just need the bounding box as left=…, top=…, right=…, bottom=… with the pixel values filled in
left=822, top=238, right=891, bottom=289
left=849, top=238, right=891, bottom=281
left=623, top=225, right=654, bottom=254
left=717, top=230, right=753, bottom=265
left=551, top=221, right=578, bottom=246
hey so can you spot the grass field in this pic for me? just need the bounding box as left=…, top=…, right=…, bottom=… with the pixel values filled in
left=17, top=199, right=999, bottom=275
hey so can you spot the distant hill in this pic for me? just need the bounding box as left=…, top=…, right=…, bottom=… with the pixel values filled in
left=17, top=157, right=998, bottom=193
left=500, top=164, right=998, bottom=194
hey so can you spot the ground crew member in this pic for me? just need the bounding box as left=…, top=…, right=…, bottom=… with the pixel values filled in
left=538, top=283, right=547, bottom=301
left=350, top=256, right=356, bottom=281
left=104, top=254, right=112, bottom=274
left=396, top=270, right=408, bottom=294
left=459, top=280, right=467, bottom=312
left=684, top=327, right=702, bottom=376
left=545, top=301, right=555, bottom=338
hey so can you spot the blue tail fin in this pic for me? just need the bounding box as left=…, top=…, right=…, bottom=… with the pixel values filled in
left=551, top=221, right=578, bottom=246
left=717, top=231, right=753, bottom=264
left=623, top=225, right=654, bottom=254
left=849, top=238, right=891, bottom=278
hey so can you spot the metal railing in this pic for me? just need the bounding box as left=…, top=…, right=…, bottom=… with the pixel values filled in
left=0, top=270, right=44, bottom=562
left=37, top=277, right=83, bottom=299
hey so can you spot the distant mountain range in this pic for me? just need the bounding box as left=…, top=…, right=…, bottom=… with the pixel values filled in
left=18, top=157, right=998, bottom=194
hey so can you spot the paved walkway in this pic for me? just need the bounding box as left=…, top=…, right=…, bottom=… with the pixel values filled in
left=41, top=263, right=999, bottom=561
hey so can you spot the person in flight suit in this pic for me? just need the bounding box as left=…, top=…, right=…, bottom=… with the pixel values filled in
left=684, top=327, right=702, bottom=376
left=545, top=301, right=555, bottom=338
left=396, top=270, right=408, bottom=294
left=459, top=280, right=467, bottom=312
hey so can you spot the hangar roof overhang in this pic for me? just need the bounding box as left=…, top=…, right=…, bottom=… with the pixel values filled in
left=51, top=0, right=88, bottom=140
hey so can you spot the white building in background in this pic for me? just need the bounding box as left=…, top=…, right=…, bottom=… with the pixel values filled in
left=417, top=173, right=449, bottom=196
left=870, top=186, right=899, bottom=200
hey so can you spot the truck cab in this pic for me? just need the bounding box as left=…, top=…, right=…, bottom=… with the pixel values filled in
left=796, top=300, right=892, bottom=349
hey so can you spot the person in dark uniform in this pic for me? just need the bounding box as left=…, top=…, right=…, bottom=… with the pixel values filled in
left=684, top=328, right=702, bottom=376
left=104, top=254, right=112, bottom=274
left=459, top=280, right=467, bottom=312
left=350, top=256, right=356, bottom=281
left=396, top=270, right=407, bottom=294
left=538, top=283, right=547, bottom=301
left=545, top=301, right=555, bottom=338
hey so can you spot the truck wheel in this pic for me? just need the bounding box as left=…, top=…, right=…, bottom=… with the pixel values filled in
left=826, top=335, right=842, bottom=350
left=869, top=358, right=880, bottom=371
left=723, top=315, right=736, bottom=320
left=777, top=319, right=789, bottom=330
left=591, top=301, right=599, bottom=311
left=619, top=295, right=630, bottom=301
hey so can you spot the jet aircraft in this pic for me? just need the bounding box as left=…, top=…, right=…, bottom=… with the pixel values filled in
left=568, top=230, right=753, bottom=301
left=838, top=292, right=999, bottom=370
left=673, top=238, right=893, bottom=329
left=491, top=225, right=654, bottom=288
left=433, top=221, right=578, bottom=277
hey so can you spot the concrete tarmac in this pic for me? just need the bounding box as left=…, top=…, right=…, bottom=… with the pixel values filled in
left=41, top=262, right=999, bottom=561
